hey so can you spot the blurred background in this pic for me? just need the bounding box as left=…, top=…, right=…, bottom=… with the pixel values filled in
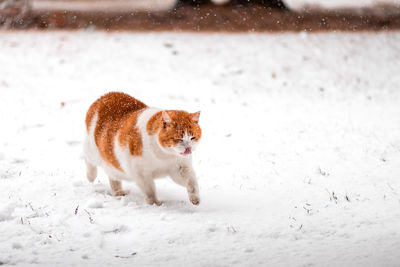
left=1, top=0, right=400, bottom=31
left=1, top=0, right=400, bottom=266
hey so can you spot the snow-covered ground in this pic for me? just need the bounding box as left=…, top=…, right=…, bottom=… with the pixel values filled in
left=0, top=31, right=400, bottom=266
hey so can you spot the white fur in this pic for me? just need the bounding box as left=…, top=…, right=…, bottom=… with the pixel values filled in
left=83, top=107, right=200, bottom=205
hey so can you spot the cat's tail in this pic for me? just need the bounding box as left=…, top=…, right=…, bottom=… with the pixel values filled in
left=85, top=159, right=97, bottom=183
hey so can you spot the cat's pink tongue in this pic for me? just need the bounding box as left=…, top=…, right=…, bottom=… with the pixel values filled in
left=184, top=147, right=192, bottom=155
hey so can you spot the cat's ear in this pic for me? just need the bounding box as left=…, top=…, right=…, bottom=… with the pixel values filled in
left=191, top=111, right=200, bottom=123
left=162, top=111, right=172, bottom=126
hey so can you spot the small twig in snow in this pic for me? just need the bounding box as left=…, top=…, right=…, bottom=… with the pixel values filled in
left=318, top=167, right=330, bottom=176
left=387, top=183, right=398, bottom=195
left=84, top=209, right=94, bottom=224
left=325, top=188, right=338, bottom=203
left=303, top=206, right=311, bottom=215
left=387, top=183, right=395, bottom=191
left=227, top=225, right=237, bottom=233
left=332, top=191, right=338, bottom=203
left=114, top=252, right=137, bottom=258
left=75, top=205, right=79, bottom=215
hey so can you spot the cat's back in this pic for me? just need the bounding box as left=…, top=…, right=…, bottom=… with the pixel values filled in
left=85, top=92, right=148, bottom=172
left=85, top=92, right=147, bottom=132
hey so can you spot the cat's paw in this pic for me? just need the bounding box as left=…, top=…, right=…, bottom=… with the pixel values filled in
left=146, top=197, right=163, bottom=206
left=112, top=190, right=128, bottom=197
left=189, top=194, right=200, bottom=205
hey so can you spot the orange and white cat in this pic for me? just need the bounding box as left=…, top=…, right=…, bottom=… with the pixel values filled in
left=83, top=92, right=201, bottom=205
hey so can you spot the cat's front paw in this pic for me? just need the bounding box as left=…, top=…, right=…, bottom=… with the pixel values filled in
left=112, top=190, right=128, bottom=197
left=154, top=200, right=163, bottom=206
left=189, top=194, right=200, bottom=205
left=146, top=197, right=163, bottom=206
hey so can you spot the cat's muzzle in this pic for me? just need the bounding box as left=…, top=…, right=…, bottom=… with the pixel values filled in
left=183, top=147, right=192, bottom=155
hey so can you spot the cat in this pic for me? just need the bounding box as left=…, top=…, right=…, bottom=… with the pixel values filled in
left=83, top=92, right=201, bottom=206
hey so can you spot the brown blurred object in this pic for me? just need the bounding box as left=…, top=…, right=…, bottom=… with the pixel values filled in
left=176, top=0, right=286, bottom=9
left=1, top=0, right=400, bottom=31
left=0, top=0, right=30, bottom=15
left=176, top=0, right=212, bottom=6
left=228, top=0, right=287, bottom=9
left=0, top=0, right=31, bottom=27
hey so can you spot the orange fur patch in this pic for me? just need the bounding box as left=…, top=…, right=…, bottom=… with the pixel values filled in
left=85, top=92, right=147, bottom=171
left=146, top=110, right=202, bottom=147
left=146, top=112, right=162, bottom=136
left=118, top=111, right=144, bottom=157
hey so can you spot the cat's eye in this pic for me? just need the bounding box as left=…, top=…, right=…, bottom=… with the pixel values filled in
left=191, top=137, right=196, bottom=141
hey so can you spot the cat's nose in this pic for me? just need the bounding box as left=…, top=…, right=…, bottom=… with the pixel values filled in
left=184, top=147, right=192, bottom=155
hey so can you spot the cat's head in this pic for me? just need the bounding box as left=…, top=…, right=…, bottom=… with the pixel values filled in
left=148, top=110, right=201, bottom=157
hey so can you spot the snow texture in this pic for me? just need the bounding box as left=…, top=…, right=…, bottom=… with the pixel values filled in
left=0, top=31, right=400, bottom=266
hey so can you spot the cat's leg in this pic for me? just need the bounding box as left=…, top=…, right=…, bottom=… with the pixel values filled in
left=85, top=159, right=97, bottom=183
left=109, top=179, right=128, bottom=196
left=136, top=177, right=162, bottom=206
left=170, top=165, right=200, bottom=205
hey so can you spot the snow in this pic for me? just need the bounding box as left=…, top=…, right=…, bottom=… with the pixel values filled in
left=85, top=198, right=104, bottom=209
left=0, top=202, right=18, bottom=222
left=0, top=31, right=400, bottom=266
